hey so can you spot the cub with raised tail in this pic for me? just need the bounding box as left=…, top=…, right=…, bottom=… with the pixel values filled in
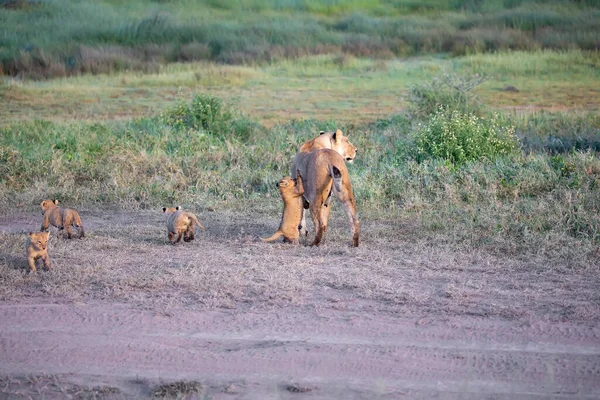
left=40, top=199, right=85, bottom=239
left=26, top=231, right=51, bottom=272
left=262, top=171, right=305, bottom=244
left=163, top=206, right=206, bottom=245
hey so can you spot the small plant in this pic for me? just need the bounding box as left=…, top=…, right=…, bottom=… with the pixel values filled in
left=413, top=107, right=520, bottom=166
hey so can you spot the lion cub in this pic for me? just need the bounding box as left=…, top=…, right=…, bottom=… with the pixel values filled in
left=26, top=231, right=51, bottom=272
left=262, top=171, right=305, bottom=244
left=40, top=199, right=85, bottom=239
left=163, top=206, right=206, bottom=245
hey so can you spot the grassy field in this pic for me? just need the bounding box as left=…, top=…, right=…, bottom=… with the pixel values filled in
left=2, top=50, right=599, bottom=125
left=1, top=0, right=599, bottom=78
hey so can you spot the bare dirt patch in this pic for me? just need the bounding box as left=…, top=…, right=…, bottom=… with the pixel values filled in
left=1, top=209, right=599, bottom=399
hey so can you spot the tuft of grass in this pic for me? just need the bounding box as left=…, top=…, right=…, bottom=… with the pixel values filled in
left=152, top=380, right=203, bottom=398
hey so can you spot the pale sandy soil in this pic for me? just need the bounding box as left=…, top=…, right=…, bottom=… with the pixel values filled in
left=1, top=209, right=599, bottom=399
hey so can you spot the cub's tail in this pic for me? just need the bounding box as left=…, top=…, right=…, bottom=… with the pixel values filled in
left=73, top=211, right=85, bottom=238
left=189, top=214, right=206, bottom=230
left=261, top=231, right=283, bottom=242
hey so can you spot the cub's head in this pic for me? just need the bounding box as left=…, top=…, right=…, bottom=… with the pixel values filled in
left=162, top=206, right=181, bottom=216
left=276, top=176, right=296, bottom=191
left=325, top=129, right=357, bottom=163
left=40, top=199, right=59, bottom=214
left=28, top=231, right=50, bottom=250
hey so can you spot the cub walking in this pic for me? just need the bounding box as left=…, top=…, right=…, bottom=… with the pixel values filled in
left=163, top=206, right=206, bottom=244
left=40, top=199, right=85, bottom=239
left=26, top=231, right=51, bottom=272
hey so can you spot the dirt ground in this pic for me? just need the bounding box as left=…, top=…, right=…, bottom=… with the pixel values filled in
left=1, top=208, right=599, bottom=399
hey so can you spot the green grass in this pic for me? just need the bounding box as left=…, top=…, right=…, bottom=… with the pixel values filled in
left=2, top=50, right=599, bottom=126
left=1, top=0, right=599, bottom=78
left=1, top=93, right=598, bottom=262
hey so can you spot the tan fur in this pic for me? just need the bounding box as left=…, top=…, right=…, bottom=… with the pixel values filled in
left=296, top=149, right=359, bottom=247
left=163, top=206, right=206, bottom=245
left=262, top=172, right=305, bottom=244
left=291, top=130, right=359, bottom=247
left=40, top=199, right=85, bottom=239
left=26, top=231, right=51, bottom=272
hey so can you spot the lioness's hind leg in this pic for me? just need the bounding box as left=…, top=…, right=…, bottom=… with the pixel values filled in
left=298, top=205, right=308, bottom=239
left=310, top=202, right=326, bottom=247
left=341, top=200, right=359, bottom=247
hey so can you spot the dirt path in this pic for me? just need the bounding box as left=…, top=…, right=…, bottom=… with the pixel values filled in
left=1, top=303, right=599, bottom=399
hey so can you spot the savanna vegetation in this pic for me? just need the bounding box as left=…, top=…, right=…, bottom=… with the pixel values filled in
left=1, top=1, right=599, bottom=267
left=1, top=0, right=599, bottom=78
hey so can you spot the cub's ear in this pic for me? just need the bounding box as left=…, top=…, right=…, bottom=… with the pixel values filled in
left=162, top=207, right=167, bottom=213
left=53, top=199, right=59, bottom=205
left=319, top=130, right=326, bottom=135
left=28, top=232, right=34, bottom=237
left=176, top=206, right=180, bottom=211
left=296, top=169, right=302, bottom=179
left=44, top=232, right=50, bottom=238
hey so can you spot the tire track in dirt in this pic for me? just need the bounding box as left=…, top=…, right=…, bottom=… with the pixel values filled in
left=1, top=303, right=599, bottom=399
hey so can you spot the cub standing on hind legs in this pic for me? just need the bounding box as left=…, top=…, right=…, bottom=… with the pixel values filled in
left=163, top=206, right=206, bottom=245
left=40, top=199, right=85, bottom=239
left=262, top=171, right=305, bottom=245
left=26, top=231, right=51, bottom=272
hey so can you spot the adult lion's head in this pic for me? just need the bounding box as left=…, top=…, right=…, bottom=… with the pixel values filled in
left=325, top=129, right=357, bottom=163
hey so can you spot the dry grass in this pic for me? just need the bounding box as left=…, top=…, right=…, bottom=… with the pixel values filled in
left=1, top=207, right=598, bottom=323
left=0, top=374, right=125, bottom=400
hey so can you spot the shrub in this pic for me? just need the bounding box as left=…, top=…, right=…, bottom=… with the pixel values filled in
left=413, top=108, right=520, bottom=166
left=407, top=72, right=487, bottom=119
left=159, top=94, right=261, bottom=142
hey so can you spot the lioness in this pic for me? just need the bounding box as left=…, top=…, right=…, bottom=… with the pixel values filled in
left=262, top=171, right=305, bottom=244
left=291, top=129, right=359, bottom=245
left=162, top=206, right=206, bottom=245
left=40, top=199, right=85, bottom=239
left=26, top=231, right=51, bottom=272
left=299, top=149, right=359, bottom=247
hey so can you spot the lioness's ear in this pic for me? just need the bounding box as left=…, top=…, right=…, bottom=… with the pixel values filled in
left=176, top=206, right=180, bottom=211
left=162, top=207, right=167, bottom=213
left=333, top=129, right=343, bottom=142
left=53, top=199, right=59, bottom=205
left=40, top=200, right=45, bottom=207
left=319, top=130, right=326, bottom=135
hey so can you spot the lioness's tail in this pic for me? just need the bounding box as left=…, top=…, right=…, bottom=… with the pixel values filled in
left=190, top=214, right=206, bottom=230
left=261, top=231, right=283, bottom=242
left=330, top=165, right=343, bottom=193
left=73, top=211, right=85, bottom=238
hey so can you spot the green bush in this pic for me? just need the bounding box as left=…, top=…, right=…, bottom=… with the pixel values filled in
left=159, top=94, right=259, bottom=142
left=407, top=72, right=487, bottom=119
left=413, top=108, right=520, bottom=166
